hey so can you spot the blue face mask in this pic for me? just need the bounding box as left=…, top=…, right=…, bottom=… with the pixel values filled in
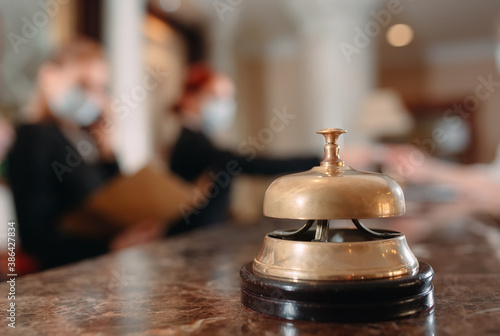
left=49, top=86, right=102, bottom=126
left=201, top=97, right=236, bottom=136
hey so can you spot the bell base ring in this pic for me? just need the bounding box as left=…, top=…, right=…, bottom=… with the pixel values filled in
left=240, top=262, right=434, bottom=322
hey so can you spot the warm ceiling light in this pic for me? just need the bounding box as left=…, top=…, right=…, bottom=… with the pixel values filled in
left=386, top=24, right=414, bottom=47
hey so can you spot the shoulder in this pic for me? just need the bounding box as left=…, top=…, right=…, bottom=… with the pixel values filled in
left=176, top=127, right=214, bottom=151
left=16, top=123, right=60, bottom=140
left=179, top=127, right=209, bottom=142
left=14, top=123, right=63, bottom=145
left=10, top=123, right=63, bottom=158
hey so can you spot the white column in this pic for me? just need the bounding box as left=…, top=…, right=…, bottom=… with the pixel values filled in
left=292, top=0, right=377, bottom=150
left=105, top=0, right=151, bottom=174
left=224, top=0, right=378, bottom=156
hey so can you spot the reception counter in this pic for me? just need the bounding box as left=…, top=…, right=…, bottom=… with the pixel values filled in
left=1, top=217, right=499, bottom=335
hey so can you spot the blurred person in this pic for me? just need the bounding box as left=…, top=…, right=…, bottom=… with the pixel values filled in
left=0, top=116, right=14, bottom=178
left=0, top=116, right=16, bottom=249
left=167, top=64, right=320, bottom=234
left=7, top=38, right=163, bottom=270
left=0, top=116, right=39, bottom=277
left=384, top=144, right=500, bottom=218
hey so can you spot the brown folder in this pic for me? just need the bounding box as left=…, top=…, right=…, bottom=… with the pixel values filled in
left=60, top=165, right=197, bottom=238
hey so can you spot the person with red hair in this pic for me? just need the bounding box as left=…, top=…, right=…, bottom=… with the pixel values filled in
left=168, top=64, right=319, bottom=234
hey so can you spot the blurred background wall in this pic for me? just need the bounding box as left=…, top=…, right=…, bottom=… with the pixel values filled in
left=1, top=0, right=500, bottom=223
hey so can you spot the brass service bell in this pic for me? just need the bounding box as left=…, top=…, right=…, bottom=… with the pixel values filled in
left=240, top=128, right=434, bottom=322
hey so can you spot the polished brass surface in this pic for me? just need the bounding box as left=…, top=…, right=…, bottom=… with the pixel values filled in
left=253, top=229, right=419, bottom=281
left=257, top=128, right=412, bottom=282
left=263, top=128, right=405, bottom=219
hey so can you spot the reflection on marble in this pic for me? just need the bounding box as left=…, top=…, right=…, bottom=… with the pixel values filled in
left=1, top=218, right=499, bottom=335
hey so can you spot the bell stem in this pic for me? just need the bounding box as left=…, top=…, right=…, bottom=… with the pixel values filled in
left=313, top=220, right=330, bottom=242
left=317, top=128, right=346, bottom=167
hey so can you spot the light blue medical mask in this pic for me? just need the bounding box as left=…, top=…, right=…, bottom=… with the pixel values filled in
left=49, top=86, right=102, bottom=127
left=201, top=97, right=236, bottom=136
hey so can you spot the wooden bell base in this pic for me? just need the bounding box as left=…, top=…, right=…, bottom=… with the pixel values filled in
left=240, top=262, right=434, bottom=322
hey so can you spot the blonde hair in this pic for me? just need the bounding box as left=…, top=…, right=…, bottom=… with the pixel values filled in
left=49, top=37, right=103, bottom=66
left=26, top=37, right=104, bottom=122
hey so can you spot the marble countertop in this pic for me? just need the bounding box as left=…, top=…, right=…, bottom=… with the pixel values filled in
left=1, top=217, right=500, bottom=335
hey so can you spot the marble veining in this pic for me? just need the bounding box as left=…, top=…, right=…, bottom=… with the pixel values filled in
left=0, top=218, right=499, bottom=335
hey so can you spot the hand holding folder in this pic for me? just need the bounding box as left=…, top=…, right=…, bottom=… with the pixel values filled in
left=60, top=165, right=199, bottom=238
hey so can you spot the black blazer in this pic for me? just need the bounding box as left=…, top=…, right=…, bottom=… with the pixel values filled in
left=168, top=127, right=319, bottom=234
left=8, top=123, right=119, bottom=269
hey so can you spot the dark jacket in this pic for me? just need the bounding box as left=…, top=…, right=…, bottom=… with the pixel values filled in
left=8, top=123, right=119, bottom=269
left=169, top=127, right=319, bottom=234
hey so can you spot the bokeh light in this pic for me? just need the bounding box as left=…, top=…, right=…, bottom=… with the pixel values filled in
left=386, top=24, right=414, bottom=47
